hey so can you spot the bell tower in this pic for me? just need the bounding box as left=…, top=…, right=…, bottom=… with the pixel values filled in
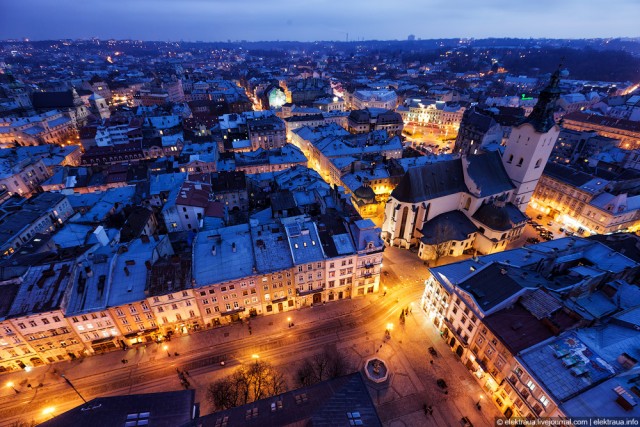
left=503, top=68, right=562, bottom=212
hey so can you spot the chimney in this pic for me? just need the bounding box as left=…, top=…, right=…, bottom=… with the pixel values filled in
left=124, top=266, right=130, bottom=276
left=93, top=225, right=109, bottom=246
left=232, top=242, right=236, bottom=253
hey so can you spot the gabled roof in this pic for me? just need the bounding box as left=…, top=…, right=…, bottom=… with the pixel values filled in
left=465, top=151, right=514, bottom=197
left=390, top=158, right=466, bottom=203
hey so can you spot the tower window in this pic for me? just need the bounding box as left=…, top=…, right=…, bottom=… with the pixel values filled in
left=517, top=158, right=524, bottom=167
left=507, top=154, right=513, bottom=164
left=535, top=159, right=542, bottom=168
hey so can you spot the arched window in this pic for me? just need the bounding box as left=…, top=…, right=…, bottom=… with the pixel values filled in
left=535, top=158, right=542, bottom=168
left=507, top=154, right=514, bottom=164
left=517, top=158, right=524, bottom=167
left=464, top=198, right=471, bottom=211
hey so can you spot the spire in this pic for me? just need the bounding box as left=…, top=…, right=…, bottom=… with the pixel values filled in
left=521, top=64, right=563, bottom=133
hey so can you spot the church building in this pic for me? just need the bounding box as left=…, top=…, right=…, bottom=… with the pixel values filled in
left=382, top=70, right=562, bottom=261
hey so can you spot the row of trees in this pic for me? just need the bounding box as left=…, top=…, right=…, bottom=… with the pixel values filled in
left=207, top=348, right=352, bottom=411
left=207, top=360, right=287, bottom=411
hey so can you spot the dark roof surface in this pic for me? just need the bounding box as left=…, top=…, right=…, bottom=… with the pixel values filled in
left=543, top=162, right=594, bottom=187
left=484, top=302, right=555, bottom=354
left=420, top=211, right=477, bottom=244
left=32, top=91, right=76, bottom=109
left=465, top=151, right=514, bottom=197
left=391, top=158, right=466, bottom=203
left=472, top=202, right=527, bottom=231
left=191, top=372, right=381, bottom=427
left=459, top=263, right=525, bottom=311
left=39, top=390, right=195, bottom=427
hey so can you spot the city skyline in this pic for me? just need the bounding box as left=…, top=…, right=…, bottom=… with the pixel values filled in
left=1, top=0, right=640, bottom=42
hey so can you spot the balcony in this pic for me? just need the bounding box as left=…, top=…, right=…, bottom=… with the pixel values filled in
left=297, top=287, right=324, bottom=297
left=442, top=318, right=468, bottom=347
left=504, top=375, right=538, bottom=416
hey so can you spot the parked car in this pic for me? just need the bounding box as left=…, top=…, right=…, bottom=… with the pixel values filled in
left=526, top=237, right=540, bottom=244
left=558, top=227, right=565, bottom=233
left=536, top=214, right=543, bottom=220
left=565, top=230, right=575, bottom=236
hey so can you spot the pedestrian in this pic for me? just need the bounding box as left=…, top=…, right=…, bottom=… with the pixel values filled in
left=121, top=359, right=126, bottom=365
left=184, top=370, right=190, bottom=377
left=430, top=360, right=433, bottom=365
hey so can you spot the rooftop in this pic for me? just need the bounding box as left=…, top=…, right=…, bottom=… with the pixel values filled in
left=192, top=224, right=255, bottom=286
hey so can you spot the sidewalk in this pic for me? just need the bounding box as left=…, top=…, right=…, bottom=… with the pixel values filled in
left=1, top=295, right=372, bottom=395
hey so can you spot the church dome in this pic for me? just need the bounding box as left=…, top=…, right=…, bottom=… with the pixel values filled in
left=354, top=185, right=376, bottom=203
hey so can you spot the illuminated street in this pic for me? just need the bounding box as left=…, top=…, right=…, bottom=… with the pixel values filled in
left=0, top=247, right=500, bottom=426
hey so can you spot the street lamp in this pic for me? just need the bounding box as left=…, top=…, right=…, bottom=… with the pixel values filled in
left=6, top=381, right=19, bottom=394
left=163, top=345, right=170, bottom=357
left=251, top=354, right=260, bottom=365
left=287, top=317, right=292, bottom=328
left=61, top=374, right=87, bottom=403
left=476, top=394, right=483, bottom=409
left=24, top=366, right=32, bottom=373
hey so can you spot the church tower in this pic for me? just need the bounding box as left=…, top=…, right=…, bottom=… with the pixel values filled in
left=503, top=69, right=562, bottom=212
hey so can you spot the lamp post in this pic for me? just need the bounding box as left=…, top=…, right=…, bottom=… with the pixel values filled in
left=163, top=345, right=170, bottom=357
left=251, top=354, right=259, bottom=365
left=476, top=394, right=483, bottom=409
left=6, top=381, right=19, bottom=394
left=61, top=374, right=87, bottom=403
left=287, top=317, right=292, bottom=328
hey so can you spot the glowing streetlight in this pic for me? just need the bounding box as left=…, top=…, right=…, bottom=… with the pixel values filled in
left=251, top=354, right=260, bottom=364
left=43, top=406, right=55, bottom=418
left=287, top=317, right=292, bottom=327
left=386, top=323, right=394, bottom=331
left=476, top=394, right=484, bottom=408
left=24, top=366, right=32, bottom=373
left=163, top=345, right=170, bottom=357
left=6, top=381, right=19, bottom=394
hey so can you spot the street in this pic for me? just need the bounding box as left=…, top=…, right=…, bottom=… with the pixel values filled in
left=0, top=247, right=500, bottom=427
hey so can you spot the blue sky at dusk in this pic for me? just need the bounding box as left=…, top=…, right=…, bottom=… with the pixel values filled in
left=1, top=0, right=639, bottom=41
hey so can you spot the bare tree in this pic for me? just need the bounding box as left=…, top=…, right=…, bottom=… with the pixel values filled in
left=295, top=348, right=353, bottom=387
left=207, top=360, right=288, bottom=411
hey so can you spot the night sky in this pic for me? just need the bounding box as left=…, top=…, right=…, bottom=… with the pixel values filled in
left=1, top=0, right=638, bottom=42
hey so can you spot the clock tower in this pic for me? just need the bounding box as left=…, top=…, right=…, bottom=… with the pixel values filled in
left=503, top=69, right=562, bottom=212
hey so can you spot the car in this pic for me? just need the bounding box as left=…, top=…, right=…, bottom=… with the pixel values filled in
left=461, top=417, right=474, bottom=427
left=558, top=227, right=565, bottom=233
left=565, top=230, right=575, bottom=236
left=536, top=214, right=543, bottom=220
left=526, top=237, right=540, bottom=244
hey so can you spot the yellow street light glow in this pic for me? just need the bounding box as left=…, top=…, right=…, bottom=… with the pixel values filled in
left=251, top=354, right=259, bottom=360
left=6, top=381, right=14, bottom=388
left=163, top=345, right=168, bottom=351
left=24, top=366, right=32, bottom=372
left=386, top=323, right=394, bottom=331
left=287, top=317, right=291, bottom=322
left=43, top=407, right=55, bottom=415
